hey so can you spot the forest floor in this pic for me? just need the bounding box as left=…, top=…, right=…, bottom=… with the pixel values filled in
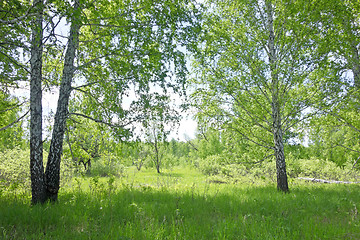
left=1, top=166, right=360, bottom=239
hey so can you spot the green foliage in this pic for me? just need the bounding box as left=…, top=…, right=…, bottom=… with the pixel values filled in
left=0, top=93, right=25, bottom=150
left=90, top=154, right=125, bottom=177
left=62, top=0, right=202, bottom=143
left=307, top=108, right=360, bottom=168
left=191, top=0, right=324, bottom=150
left=196, top=130, right=224, bottom=159
left=0, top=148, right=74, bottom=196
left=0, top=148, right=30, bottom=191
left=196, top=154, right=226, bottom=176
left=193, top=149, right=360, bottom=184
left=3, top=0, right=360, bottom=205
left=0, top=0, right=30, bottom=86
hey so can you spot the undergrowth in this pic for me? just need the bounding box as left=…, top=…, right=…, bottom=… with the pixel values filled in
left=1, top=167, right=360, bottom=239
left=1, top=148, right=360, bottom=239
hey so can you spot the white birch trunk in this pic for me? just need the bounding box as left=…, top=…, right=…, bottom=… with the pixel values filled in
left=44, top=0, right=80, bottom=201
left=350, top=43, right=360, bottom=89
left=266, top=0, right=289, bottom=192
left=29, top=0, right=46, bottom=204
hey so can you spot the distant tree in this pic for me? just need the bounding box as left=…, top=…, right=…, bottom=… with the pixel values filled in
left=147, top=124, right=166, bottom=174
left=64, top=117, right=111, bottom=173
left=143, top=95, right=179, bottom=173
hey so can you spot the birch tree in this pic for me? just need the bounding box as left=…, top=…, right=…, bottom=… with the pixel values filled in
left=3, top=0, right=200, bottom=202
left=29, top=0, right=46, bottom=204
left=143, top=95, right=179, bottom=173
left=306, top=0, right=360, bottom=168
left=34, top=0, right=200, bottom=202
left=192, top=0, right=325, bottom=192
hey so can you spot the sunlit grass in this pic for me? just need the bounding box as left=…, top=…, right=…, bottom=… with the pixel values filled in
left=1, top=166, right=360, bottom=239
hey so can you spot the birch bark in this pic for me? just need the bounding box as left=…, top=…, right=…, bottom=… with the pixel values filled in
left=350, top=43, right=360, bottom=90
left=45, top=0, right=80, bottom=201
left=266, top=0, right=289, bottom=192
left=29, top=0, right=46, bottom=204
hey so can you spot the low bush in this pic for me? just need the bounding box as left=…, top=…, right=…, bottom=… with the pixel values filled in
left=197, top=154, right=225, bottom=176
left=90, top=153, right=125, bottom=177
left=195, top=152, right=360, bottom=183
left=0, top=148, right=30, bottom=190
left=0, top=148, right=75, bottom=193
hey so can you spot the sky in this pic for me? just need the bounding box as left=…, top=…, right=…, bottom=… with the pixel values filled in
left=40, top=87, right=197, bottom=142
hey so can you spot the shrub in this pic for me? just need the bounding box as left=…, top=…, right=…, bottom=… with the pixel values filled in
left=197, top=155, right=224, bottom=176
left=296, top=158, right=344, bottom=180
left=0, top=148, right=75, bottom=192
left=0, top=148, right=30, bottom=189
left=194, top=151, right=360, bottom=183
left=90, top=153, right=125, bottom=177
left=161, top=153, right=180, bottom=169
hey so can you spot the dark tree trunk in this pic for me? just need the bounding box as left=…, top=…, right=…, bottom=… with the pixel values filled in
left=44, top=0, right=80, bottom=201
left=152, top=127, right=161, bottom=174
left=154, top=142, right=161, bottom=174
left=266, top=0, right=289, bottom=193
left=29, top=0, right=46, bottom=204
left=156, top=162, right=161, bottom=174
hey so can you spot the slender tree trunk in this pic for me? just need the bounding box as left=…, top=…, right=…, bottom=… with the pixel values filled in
left=343, top=17, right=360, bottom=90
left=266, top=0, right=289, bottom=193
left=44, top=0, right=80, bottom=201
left=350, top=44, right=360, bottom=90
left=152, top=127, right=161, bottom=174
left=154, top=139, right=161, bottom=174
left=272, top=100, right=289, bottom=192
left=29, top=0, right=46, bottom=204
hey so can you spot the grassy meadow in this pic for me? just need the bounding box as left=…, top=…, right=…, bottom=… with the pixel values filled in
left=1, top=166, right=360, bottom=239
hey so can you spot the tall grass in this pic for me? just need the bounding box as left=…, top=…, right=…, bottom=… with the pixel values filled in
left=1, top=167, right=359, bottom=239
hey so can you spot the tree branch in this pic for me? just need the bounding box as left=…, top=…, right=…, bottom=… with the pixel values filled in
left=0, top=100, right=28, bottom=113
left=82, top=23, right=149, bottom=29
left=0, top=50, right=30, bottom=73
left=186, top=140, right=198, bottom=151
left=329, top=111, right=360, bottom=134
left=0, top=109, right=29, bottom=131
left=298, top=177, right=360, bottom=184
left=69, top=112, right=138, bottom=128
left=0, top=5, right=35, bottom=24
left=334, top=144, right=360, bottom=155
left=353, top=155, right=360, bottom=169
left=228, top=125, right=274, bottom=150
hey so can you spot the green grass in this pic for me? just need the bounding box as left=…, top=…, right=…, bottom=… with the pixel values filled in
left=1, top=166, right=360, bottom=239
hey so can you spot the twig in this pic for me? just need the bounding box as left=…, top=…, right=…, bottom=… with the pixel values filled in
left=70, top=112, right=138, bottom=128
left=352, top=155, right=360, bottom=169
left=0, top=110, right=30, bottom=131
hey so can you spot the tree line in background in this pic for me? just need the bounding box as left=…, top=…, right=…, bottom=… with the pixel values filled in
left=0, top=0, right=359, bottom=203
